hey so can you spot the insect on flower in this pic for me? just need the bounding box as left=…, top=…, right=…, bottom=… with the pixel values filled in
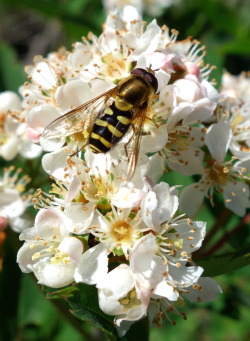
left=42, top=68, right=158, bottom=179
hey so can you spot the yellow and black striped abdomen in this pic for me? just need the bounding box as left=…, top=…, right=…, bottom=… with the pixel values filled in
left=89, top=103, right=133, bottom=153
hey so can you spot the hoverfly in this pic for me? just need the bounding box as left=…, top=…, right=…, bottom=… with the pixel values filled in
left=42, top=68, right=158, bottom=179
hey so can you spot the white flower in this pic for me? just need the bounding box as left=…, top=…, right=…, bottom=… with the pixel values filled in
left=221, top=71, right=250, bottom=104
left=0, top=166, right=33, bottom=233
left=17, top=207, right=84, bottom=288
left=97, top=263, right=150, bottom=336
left=180, top=121, right=250, bottom=216
left=0, top=91, right=42, bottom=160
left=148, top=276, right=222, bottom=327
left=71, top=150, right=149, bottom=210
left=213, top=94, right=250, bottom=161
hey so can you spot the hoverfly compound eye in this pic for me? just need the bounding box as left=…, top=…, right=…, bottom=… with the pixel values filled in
left=131, top=68, right=158, bottom=93
left=143, top=72, right=158, bottom=93
left=131, top=68, right=146, bottom=77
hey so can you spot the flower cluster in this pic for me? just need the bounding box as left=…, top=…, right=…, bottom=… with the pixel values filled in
left=17, top=154, right=221, bottom=335
left=14, top=10, right=233, bottom=335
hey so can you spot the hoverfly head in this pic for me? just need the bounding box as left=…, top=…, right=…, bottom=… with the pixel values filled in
left=131, top=67, right=158, bottom=93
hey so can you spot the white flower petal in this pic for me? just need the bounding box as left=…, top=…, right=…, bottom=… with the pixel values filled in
left=58, top=236, right=84, bottom=264
left=223, top=181, right=250, bottom=216
left=179, top=183, right=206, bottom=217
left=41, top=148, right=68, bottom=179
left=205, top=122, right=232, bottom=162
left=32, top=260, right=75, bottom=288
left=183, top=277, right=222, bottom=302
left=75, top=243, right=108, bottom=285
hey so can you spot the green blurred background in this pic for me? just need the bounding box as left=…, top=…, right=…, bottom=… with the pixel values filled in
left=0, top=0, right=250, bottom=340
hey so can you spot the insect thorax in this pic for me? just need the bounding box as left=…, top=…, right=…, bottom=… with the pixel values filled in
left=116, top=75, right=153, bottom=109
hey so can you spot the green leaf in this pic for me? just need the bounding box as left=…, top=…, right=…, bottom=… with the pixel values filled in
left=67, top=283, right=116, bottom=337
left=0, top=42, right=25, bottom=92
left=18, top=275, right=59, bottom=335
left=67, top=283, right=149, bottom=340
left=46, top=285, right=79, bottom=300
left=197, top=250, right=250, bottom=277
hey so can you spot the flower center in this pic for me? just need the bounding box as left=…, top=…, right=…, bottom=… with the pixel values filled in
left=118, top=288, right=141, bottom=310
left=111, top=220, right=132, bottom=242
left=50, top=250, right=71, bottom=264
left=206, top=162, right=229, bottom=185
left=167, top=130, right=190, bottom=151
left=102, top=53, right=127, bottom=79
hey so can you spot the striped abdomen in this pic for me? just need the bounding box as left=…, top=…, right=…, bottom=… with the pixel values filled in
left=89, top=103, right=133, bottom=153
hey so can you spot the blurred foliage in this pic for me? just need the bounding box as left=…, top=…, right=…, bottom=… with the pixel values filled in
left=0, top=0, right=250, bottom=340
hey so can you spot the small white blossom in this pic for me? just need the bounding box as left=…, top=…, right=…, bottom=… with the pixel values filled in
left=0, top=166, right=33, bottom=232
left=0, top=91, right=41, bottom=160
left=180, top=121, right=250, bottom=216
left=17, top=207, right=84, bottom=288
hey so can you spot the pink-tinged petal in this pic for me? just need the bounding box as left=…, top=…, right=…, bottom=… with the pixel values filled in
left=26, top=127, right=41, bottom=143
left=19, top=138, right=42, bottom=159
left=55, top=80, right=91, bottom=113
left=27, top=105, right=60, bottom=131
left=223, top=182, right=250, bottom=216
left=179, top=183, right=206, bottom=217
left=75, top=243, right=108, bottom=285
left=183, top=277, right=222, bottom=302
left=205, top=122, right=232, bottom=162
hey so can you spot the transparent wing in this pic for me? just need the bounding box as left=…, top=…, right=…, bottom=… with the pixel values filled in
left=42, top=87, right=116, bottom=139
left=124, top=107, right=148, bottom=181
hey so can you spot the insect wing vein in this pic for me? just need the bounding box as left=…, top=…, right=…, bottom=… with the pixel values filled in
left=42, top=87, right=116, bottom=139
left=124, top=107, right=148, bottom=181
